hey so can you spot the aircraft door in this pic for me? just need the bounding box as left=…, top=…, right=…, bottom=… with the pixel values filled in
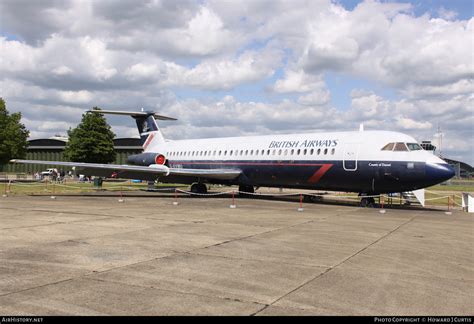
left=343, top=143, right=360, bottom=171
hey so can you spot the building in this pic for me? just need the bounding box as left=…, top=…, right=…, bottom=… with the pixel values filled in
left=443, top=158, right=474, bottom=179
left=420, top=140, right=473, bottom=178
left=0, top=138, right=143, bottom=173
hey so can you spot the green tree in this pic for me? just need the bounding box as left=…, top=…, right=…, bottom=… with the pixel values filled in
left=0, top=98, right=29, bottom=165
left=64, top=107, right=116, bottom=163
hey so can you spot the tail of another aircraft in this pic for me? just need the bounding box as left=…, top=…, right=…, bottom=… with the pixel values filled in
left=87, top=109, right=176, bottom=152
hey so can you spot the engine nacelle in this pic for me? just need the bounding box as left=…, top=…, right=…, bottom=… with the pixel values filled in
left=127, top=153, right=166, bottom=166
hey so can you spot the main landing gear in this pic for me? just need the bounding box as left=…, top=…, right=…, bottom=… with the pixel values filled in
left=190, top=183, right=207, bottom=194
left=359, top=195, right=376, bottom=208
left=238, top=185, right=254, bottom=197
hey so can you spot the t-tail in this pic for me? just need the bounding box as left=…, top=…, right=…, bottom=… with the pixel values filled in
left=87, top=109, right=176, bottom=152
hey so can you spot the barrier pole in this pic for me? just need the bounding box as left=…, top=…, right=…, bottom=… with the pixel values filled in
left=379, top=195, right=386, bottom=214
left=445, top=196, right=452, bottom=215
left=297, top=193, right=304, bottom=212
left=118, top=185, right=124, bottom=203
left=230, top=190, right=236, bottom=209
left=173, top=188, right=179, bottom=205
left=2, top=182, right=7, bottom=197
left=51, top=182, right=56, bottom=199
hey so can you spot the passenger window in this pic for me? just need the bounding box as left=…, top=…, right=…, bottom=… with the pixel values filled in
left=331, top=148, right=335, bottom=155
left=407, top=143, right=422, bottom=151
left=297, top=149, right=300, bottom=155
left=381, top=143, right=395, bottom=151
left=394, top=143, right=408, bottom=151
left=310, top=149, right=314, bottom=155
left=324, top=148, right=328, bottom=155
left=267, top=150, right=270, bottom=155
left=291, top=149, right=294, bottom=155
left=317, top=149, right=321, bottom=155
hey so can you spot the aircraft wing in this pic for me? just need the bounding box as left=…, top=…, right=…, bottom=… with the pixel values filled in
left=9, top=160, right=241, bottom=181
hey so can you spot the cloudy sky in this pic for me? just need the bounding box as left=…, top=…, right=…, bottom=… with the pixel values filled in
left=1, top=0, right=473, bottom=164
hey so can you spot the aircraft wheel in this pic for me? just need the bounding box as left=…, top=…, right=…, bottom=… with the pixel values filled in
left=360, top=197, right=375, bottom=208
left=191, top=183, right=207, bottom=194
left=238, top=185, right=254, bottom=198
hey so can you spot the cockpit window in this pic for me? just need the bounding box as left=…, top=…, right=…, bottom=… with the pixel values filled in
left=393, top=142, right=408, bottom=151
left=381, top=143, right=395, bottom=151
left=406, top=143, right=422, bottom=151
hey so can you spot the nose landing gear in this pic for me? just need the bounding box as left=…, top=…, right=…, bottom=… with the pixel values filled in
left=359, top=195, right=376, bottom=208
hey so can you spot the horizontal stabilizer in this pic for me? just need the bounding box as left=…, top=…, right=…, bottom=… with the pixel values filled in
left=87, top=110, right=177, bottom=121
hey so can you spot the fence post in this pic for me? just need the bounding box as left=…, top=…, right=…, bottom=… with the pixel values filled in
left=297, top=193, right=304, bottom=212
left=230, top=190, right=236, bottom=209
left=173, top=188, right=179, bottom=205
left=379, top=195, right=386, bottom=214
left=118, top=185, right=124, bottom=203
left=51, top=182, right=56, bottom=199
left=445, top=196, right=452, bottom=215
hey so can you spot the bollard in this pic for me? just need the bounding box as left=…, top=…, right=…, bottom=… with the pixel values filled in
left=445, top=196, right=452, bottom=215
left=7, top=181, right=12, bottom=195
left=173, top=188, right=179, bottom=205
left=118, top=186, right=124, bottom=203
left=229, top=190, right=236, bottom=209
left=50, top=182, right=56, bottom=199
left=2, top=182, right=7, bottom=197
left=379, top=195, right=386, bottom=214
left=297, top=193, right=304, bottom=212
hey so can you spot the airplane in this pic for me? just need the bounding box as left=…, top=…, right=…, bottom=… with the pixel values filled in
left=11, top=109, right=455, bottom=207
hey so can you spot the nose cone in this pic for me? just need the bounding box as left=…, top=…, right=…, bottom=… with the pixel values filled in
left=426, top=162, right=455, bottom=184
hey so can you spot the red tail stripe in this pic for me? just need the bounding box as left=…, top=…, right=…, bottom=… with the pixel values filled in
left=308, top=164, right=333, bottom=183
left=143, top=133, right=155, bottom=150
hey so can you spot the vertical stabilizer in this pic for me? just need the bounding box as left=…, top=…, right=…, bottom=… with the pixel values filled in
left=87, top=109, right=176, bottom=152
left=133, top=113, right=165, bottom=152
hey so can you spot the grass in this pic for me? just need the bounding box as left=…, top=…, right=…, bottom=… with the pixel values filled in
left=2, top=180, right=185, bottom=196
left=2, top=179, right=472, bottom=209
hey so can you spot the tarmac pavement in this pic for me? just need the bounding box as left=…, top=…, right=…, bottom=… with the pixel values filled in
left=0, top=194, right=472, bottom=315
